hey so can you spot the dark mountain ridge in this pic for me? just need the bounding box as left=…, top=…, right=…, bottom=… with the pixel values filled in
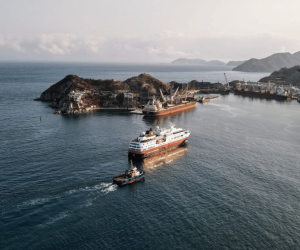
left=259, top=65, right=300, bottom=86
left=233, top=51, right=300, bottom=72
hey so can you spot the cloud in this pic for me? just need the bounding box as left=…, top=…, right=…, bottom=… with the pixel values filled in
left=0, top=32, right=299, bottom=62
left=37, top=34, right=82, bottom=55
left=39, top=43, right=66, bottom=55
left=0, top=37, right=25, bottom=52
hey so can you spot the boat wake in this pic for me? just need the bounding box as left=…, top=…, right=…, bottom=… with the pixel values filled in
left=38, top=211, right=69, bottom=227
left=18, top=182, right=118, bottom=210
left=67, top=182, right=117, bottom=195
left=20, top=197, right=50, bottom=207
left=94, top=182, right=118, bottom=194
left=33, top=183, right=117, bottom=228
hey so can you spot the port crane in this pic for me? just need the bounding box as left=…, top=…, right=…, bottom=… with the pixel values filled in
left=224, top=73, right=229, bottom=88
left=159, top=88, right=166, bottom=102
left=159, top=86, right=179, bottom=104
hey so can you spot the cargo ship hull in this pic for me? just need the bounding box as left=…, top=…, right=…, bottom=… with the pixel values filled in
left=142, top=101, right=196, bottom=116
left=128, top=138, right=188, bottom=160
left=234, top=90, right=289, bottom=100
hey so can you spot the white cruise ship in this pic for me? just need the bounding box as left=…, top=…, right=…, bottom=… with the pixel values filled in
left=128, top=123, right=190, bottom=159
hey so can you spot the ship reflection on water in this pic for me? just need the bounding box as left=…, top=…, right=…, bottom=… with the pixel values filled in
left=139, top=146, right=188, bottom=169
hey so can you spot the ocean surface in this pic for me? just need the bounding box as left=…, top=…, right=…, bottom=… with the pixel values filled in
left=1, top=62, right=300, bottom=250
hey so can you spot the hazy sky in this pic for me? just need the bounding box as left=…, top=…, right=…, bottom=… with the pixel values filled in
left=1, top=0, right=300, bottom=62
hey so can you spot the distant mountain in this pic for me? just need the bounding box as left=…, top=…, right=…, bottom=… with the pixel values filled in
left=207, top=60, right=226, bottom=66
left=293, top=51, right=300, bottom=61
left=259, top=65, right=300, bottom=86
left=172, top=58, right=207, bottom=65
left=232, top=52, right=300, bottom=72
left=171, top=58, right=226, bottom=66
left=226, top=60, right=246, bottom=66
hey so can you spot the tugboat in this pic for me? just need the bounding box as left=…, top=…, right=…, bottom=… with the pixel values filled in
left=113, top=161, right=145, bottom=186
left=198, top=96, right=210, bottom=103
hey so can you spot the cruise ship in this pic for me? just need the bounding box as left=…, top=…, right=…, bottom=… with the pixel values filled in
left=128, top=124, right=191, bottom=159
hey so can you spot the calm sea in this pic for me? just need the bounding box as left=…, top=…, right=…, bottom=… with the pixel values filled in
left=1, top=62, right=300, bottom=250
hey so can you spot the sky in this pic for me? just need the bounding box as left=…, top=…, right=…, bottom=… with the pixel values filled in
left=1, top=0, right=300, bottom=63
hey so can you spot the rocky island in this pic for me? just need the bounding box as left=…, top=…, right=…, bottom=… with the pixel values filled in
left=36, top=73, right=230, bottom=114
left=36, top=73, right=171, bottom=114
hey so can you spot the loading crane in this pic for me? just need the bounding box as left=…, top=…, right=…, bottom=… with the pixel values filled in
left=159, top=88, right=166, bottom=102
left=224, top=73, right=229, bottom=88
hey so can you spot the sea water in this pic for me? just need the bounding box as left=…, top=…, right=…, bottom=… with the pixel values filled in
left=1, top=62, right=300, bottom=249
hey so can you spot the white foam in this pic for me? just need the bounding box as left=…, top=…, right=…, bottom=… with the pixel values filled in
left=101, top=183, right=117, bottom=194
left=85, top=200, right=93, bottom=207
left=76, top=182, right=117, bottom=194
left=99, top=182, right=111, bottom=188
left=39, top=211, right=69, bottom=227
left=21, top=197, right=50, bottom=207
left=60, top=182, right=117, bottom=199
left=65, top=189, right=77, bottom=195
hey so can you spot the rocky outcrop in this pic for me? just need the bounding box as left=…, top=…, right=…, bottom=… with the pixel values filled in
left=171, top=58, right=226, bottom=66
left=39, top=75, right=130, bottom=101
left=259, top=66, right=300, bottom=86
left=232, top=52, right=300, bottom=72
left=124, top=73, right=170, bottom=95
left=37, top=74, right=171, bottom=114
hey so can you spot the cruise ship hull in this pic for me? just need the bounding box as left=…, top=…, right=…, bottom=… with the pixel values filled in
left=128, top=138, right=188, bottom=160
left=142, top=101, right=196, bottom=116
left=234, top=90, right=289, bottom=100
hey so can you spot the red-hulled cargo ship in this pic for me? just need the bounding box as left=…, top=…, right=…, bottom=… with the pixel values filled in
left=128, top=123, right=191, bottom=159
left=142, top=94, right=196, bottom=117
